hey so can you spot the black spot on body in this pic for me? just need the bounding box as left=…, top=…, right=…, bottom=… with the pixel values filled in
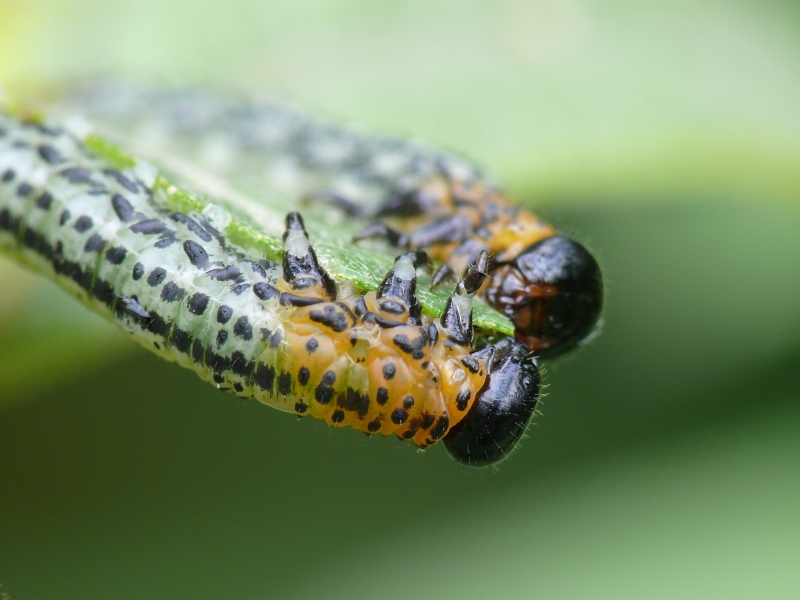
left=230, top=283, right=250, bottom=295
left=269, top=330, right=283, bottom=348
left=246, top=260, right=268, bottom=278
left=59, top=210, right=71, bottom=226
left=253, top=282, right=279, bottom=301
left=295, top=402, right=308, bottom=414
left=0, top=209, right=15, bottom=231
left=357, top=394, right=370, bottom=418
left=429, top=415, right=450, bottom=441
left=234, top=383, right=244, bottom=393
left=183, top=240, right=209, bottom=269
left=233, top=316, right=253, bottom=341
left=305, top=337, right=319, bottom=353
left=38, top=144, right=63, bottom=164
left=392, top=332, right=428, bottom=360
left=382, top=363, right=396, bottom=380
left=83, top=233, right=106, bottom=253
left=298, top=367, right=310, bottom=386
left=255, top=363, right=276, bottom=390
left=130, top=219, right=168, bottom=235
left=331, top=410, right=345, bottom=423
left=145, top=311, right=169, bottom=337
left=216, top=305, right=233, bottom=324
left=213, top=374, right=225, bottom=384
left=74, top=215, right=93, bottom=233
left=103, top=169, right=139, bottom=194
left=16, top=182, right=33, bottom=197
left=376, top=388, right=389, bottom=405
left=367, top=419, right=382, bottom=433
left=421, top=413, right=435, bottom=430
left=147, top=267, right=167, bottom=287
left=171, top=213, right=213, bottom=242
left=231, top=351, right=255, bottom=377
left=172, top=329, right=191, bottom=354
left=205, top=346, right=231, bottom=374
left=456, top=388, right=471, bottom=411
left=278, top=372, right=293, bottom=395
left=1, top=169, right=14, bottom=182
left=391, top=408, right=408, bottom=425
left=461, top=356, right=480, bottom=374
left=309, top=304, right=353, bottom=332
left=111, top=193, right=136, bottom=222
left=154, top=232, right=178, bottom=249
left=216, top=330, right=228, bottom=347
left=59, top=167, right=93, bottom=183
left=187, top=293, right=209, bottom=316
left=160, top=281, right=186, bottom=302
left=192, top=340, right=206, bottom=365
left=403, top=396, right=415, bottom=409
left=106, top=246, right=127, bottom=265
left=92, top=278, right=115, bottom=305
left=314, top=370, right=336, bottom=404
left=22, top=227, right=37, bottom=249
left=205, top=265, right=242, bottom=282
left=35, top=193, right=52, bottom=213
left=344, top=388, right=361, bottom=411
left=132, top=262, right=145, bottom=280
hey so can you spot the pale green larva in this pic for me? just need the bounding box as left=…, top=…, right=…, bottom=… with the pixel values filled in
left=0, top=109, right=543, bottom=463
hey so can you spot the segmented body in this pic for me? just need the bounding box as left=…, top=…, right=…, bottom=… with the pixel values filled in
left=68, top=85, right=556, bottom=264
left=66, top=84, right=603, bottom=358
left=0, top=112, right=488, bottom=447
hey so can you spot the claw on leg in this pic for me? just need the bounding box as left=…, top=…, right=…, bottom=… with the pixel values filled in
left=440, top=250, right=489, bottom=346
left=375, top=251, right=427, bottom=324
left=282, top=212, right=336, bottom=300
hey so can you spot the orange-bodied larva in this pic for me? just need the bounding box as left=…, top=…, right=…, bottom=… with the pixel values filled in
left=66, top=84, right=603, bottom=360
left=253, top=214, right=486, bottom=447
left=1, top=102, right=543, bottom=467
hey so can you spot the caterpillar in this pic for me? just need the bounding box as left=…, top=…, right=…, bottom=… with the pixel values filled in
left=0, top=108, right=541, bottom=466
left=64, top=83, right=604, bottom=359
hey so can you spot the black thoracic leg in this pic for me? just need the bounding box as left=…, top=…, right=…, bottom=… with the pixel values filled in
left=372, top=251, right=427, bottom=325
left=430, top=238, right=491, bottom=289
left=282, top=211, right=336, bottom=299
left=402, top=215, right=475, bottom=248
left=439, top=250, right=488, bottom=346
left=302, top=191, right=370, bottom=216
left=351, top=222, right=404, bottom=246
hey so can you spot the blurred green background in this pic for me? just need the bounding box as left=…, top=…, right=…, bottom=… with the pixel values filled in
left=0, top=1, right=798, bottom=599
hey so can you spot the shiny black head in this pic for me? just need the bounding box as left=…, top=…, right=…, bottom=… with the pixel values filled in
left=444, top=339, right=541, bottom=467
left=486, top=235, right=603, bottom=359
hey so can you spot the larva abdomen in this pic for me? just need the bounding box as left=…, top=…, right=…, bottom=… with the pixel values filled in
left=0, top=112, right=494, bottom=450
left=66, top=84, right=603, bottom=361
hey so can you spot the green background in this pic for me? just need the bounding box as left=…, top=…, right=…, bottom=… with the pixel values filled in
left=0, top=1, right=798, bottom=599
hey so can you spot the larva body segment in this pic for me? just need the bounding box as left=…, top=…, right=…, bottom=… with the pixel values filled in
left=0, top=112, right=490, bottom=448
left=66, top=84, right=603, bottom=360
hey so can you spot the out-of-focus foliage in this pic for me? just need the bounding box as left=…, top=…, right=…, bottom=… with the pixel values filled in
left=0, top=1, right=798, bottom=599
